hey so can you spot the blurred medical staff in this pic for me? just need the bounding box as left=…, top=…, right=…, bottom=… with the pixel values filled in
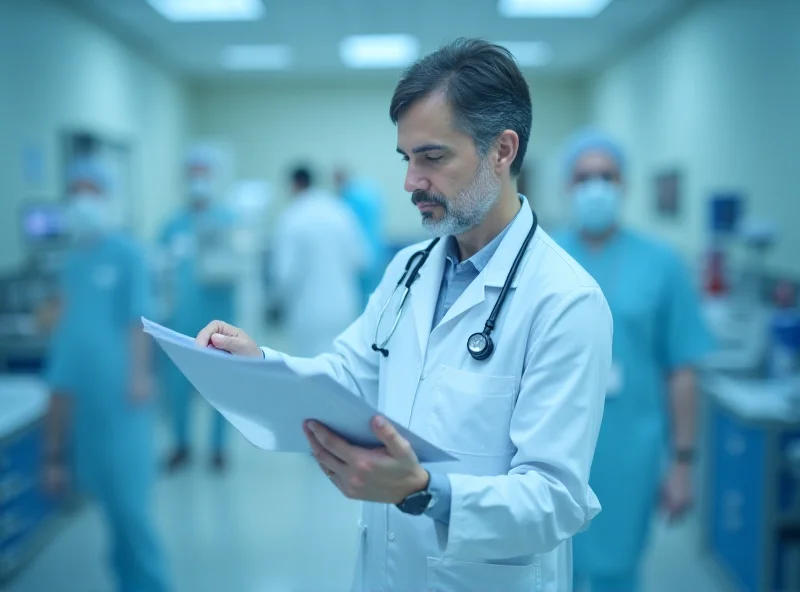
left=43, top=159, right=170, bottom=592
left=273, top=166, right=367, bottom=357
left=553, top=128, right=714, bottom=592
left=160, top=147, right=237, bottom=472
left=334, top=168, right=388, bottom=307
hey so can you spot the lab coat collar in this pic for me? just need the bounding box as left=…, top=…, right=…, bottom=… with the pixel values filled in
left=409, top=196, right=535, bottom=356
left=436, top=200, right=534, bottom=328
left=484, top=199, right=535, bottom=289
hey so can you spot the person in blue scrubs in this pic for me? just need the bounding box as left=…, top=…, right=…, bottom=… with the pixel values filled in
left=553, top=129, right=714, bottom=592
left=43, top=159, right=170, bottom=592
left=334, top=169, right=387, bottom=307
left=160, top=151, right=237, bottom=473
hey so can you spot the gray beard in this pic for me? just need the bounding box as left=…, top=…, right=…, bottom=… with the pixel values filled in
left=422, top=159, right=502, bottom=238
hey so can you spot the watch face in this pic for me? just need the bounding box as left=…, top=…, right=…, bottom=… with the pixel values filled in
left=468, top=333, right=487, bottom=353
left=399, top=491, right=433, bottom=515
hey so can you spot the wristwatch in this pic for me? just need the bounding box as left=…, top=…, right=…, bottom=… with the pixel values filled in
left=675, top=448, right=695, bottom=464
left=396, top=472, right=436, bottom=516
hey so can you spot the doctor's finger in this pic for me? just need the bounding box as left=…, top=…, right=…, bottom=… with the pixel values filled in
left=372, top=416, right=414, bottom=460
left=195, top=320, right=233, bottom=347
left=304, top=425, right=347, bottom=472
left=305, top=420, right=357, bottom=462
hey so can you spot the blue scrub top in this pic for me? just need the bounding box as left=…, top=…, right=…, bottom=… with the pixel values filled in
left=159, top=205, right=238, bottom=334
left=46, top=232, right=154, bottom=491
left=553, top=228, right=714, bottom=573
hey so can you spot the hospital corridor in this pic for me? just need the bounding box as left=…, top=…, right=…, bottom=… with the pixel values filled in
left=2, top=1, right=800, bottom=591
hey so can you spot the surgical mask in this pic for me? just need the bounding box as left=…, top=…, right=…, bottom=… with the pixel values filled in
left=188, top=178, right=213, bottom=203
left=66, top=194, right=111, bottom=239
left=571, top=179, right=621, bottom=235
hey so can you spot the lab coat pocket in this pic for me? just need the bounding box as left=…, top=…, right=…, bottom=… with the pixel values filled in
left=429, top=366, right=516, bottom=456
left=426, top=556, right=541, bottom=592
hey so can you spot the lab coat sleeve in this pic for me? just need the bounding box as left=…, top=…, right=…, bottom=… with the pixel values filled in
left=261, top=280, right=386, bottom=406
left=271, top=214, right=303, bottom=298
left=260, top=247, right=409, bottom=406
left=442, top=286, right=612, bottom=561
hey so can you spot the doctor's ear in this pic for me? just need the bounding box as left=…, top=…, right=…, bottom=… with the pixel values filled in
left=492, top=130, right=519, bottom=176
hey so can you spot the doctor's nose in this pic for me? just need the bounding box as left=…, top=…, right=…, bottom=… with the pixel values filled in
left=404, top=166, right=431, bottom=194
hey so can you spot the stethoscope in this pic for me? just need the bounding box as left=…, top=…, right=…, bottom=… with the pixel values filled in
left=372, top=211, right=538, bottom=361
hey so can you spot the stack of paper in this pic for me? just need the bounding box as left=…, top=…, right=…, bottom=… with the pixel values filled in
left=142, top=318, right=455, bottom=463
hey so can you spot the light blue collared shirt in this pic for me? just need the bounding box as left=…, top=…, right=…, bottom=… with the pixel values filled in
left=424, top=203, right=522, bottom=524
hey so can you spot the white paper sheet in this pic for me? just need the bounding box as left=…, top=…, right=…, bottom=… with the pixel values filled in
left=142, top=318, right=456, bottom=463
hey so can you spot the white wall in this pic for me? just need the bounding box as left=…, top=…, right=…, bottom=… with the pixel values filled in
left=0, top=0, right=189, bottom=271
left=589, top=0, right=800, bottom=274
left=190, top=77, right=588, bottom=243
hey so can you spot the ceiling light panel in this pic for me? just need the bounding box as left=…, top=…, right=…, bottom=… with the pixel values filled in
left=498, top=0, right=613, bottom=18
left=340, top=35, right=420, bottom=69
left=146, top=0, right=265, bottom=22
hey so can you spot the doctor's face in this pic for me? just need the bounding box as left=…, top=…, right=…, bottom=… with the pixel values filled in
left=397, top=93, right=502, bottom=237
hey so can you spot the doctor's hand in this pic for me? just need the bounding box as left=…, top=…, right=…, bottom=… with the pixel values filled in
left=195, top=320, right=262, bottom=358
left=304, top=416, right=429, bottom=505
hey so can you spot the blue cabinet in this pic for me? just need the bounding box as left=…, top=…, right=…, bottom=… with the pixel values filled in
left=709, top=408, right=767, bottom=591
left=706, top=399, right=800, bottom=592
left=0, top=419, right=60, bottom=583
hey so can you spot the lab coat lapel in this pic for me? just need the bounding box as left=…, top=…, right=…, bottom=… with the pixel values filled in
left=484, top=204, right=535, bottom=289
left=409, top=239, right=447, bottom=359
left=438, top=204, right=534, bottom=326
left=437, top=269, right=487, bottom=327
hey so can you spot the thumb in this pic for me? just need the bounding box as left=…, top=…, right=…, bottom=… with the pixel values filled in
left=210, top=333, right=239, bottom=354
left=372, top=416, right=414, bottom=460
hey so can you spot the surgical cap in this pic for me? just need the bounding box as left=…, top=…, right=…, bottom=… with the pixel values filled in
left=186, top=144, right=223, bottom=171
left=562, top=127, right=626, bottom=180
left=66, top=157, right=111, bottom=194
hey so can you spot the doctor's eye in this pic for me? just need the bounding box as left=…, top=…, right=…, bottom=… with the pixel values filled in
left=400, top=155, right=410, bottom=163
left=425, top=155, right=444, bottom=163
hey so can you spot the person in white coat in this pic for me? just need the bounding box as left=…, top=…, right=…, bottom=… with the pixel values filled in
left=272, top=166, right=368, bottom=357
left=196, top=38, right=612, bottom=592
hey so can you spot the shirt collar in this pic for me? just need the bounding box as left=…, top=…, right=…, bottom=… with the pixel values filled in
left=444, top=198, right=523, bottom=273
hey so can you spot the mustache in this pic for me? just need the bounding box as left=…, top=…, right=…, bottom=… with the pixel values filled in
left=411, top=191, right=447, bottom=207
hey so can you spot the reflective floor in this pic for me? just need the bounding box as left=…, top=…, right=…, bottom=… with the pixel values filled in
left=6, top=411, right=363, bottom=592
left=4, top=414, right=731, bottom=592
left=5, top=314, right=730, bottom=592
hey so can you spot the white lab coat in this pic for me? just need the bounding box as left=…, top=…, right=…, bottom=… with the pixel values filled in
left=262, top=204, right=612, bottom=591
left=272, top=189, right=368, bottom=357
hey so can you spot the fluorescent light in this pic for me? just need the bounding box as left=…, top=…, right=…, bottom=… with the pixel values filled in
left=146, top=0, right=265, bottom=22
left=221, top=45, right=292, bottom=70
left=340, top=35, right=419, bottom=69
left=497, top=41, right=553, bottom=67
left=498, top=0, right=613, bottom=18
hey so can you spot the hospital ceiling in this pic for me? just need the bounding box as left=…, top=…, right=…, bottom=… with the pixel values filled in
left=58, top=0, right=701, bottom=82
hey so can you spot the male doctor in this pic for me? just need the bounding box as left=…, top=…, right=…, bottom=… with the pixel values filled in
left=196, top=38, right=612, bottom=592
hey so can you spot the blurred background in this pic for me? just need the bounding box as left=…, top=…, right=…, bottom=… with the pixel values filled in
left=1, top=0, right=799, bottom=591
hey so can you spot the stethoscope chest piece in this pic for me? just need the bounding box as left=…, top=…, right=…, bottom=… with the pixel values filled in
left=467, top=331, right=494, bottom=361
